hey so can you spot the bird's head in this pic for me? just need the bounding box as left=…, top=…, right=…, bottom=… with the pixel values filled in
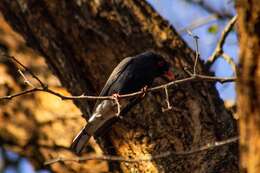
left=140, top=51, right=175, bottom=81
left=155, top=57, right=175, bottom=81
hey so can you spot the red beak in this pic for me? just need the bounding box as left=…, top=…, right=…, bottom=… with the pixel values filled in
left=163, top=69, right=175, bottom=81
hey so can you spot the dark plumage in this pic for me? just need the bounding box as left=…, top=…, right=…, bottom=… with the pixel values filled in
left=71, top=51, right=174, bottom=154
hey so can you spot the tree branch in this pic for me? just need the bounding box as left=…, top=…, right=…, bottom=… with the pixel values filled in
left=5, top=54, right=47, bottom=88
left=179, top=15, right=218, bottom=34
left=206, top=15, right=237, bottom=66
left=185, top=0, right=234, bottom=20
left=44, top=136, right=238, bottom=165
left=0, top=54, right=236, bottom=102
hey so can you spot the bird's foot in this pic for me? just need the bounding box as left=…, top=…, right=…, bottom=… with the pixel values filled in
left=140, top=85, right=148, bottom=98
left=112, top=93, right=121, bottom=100
left=112, top=93, right=121, bottom=117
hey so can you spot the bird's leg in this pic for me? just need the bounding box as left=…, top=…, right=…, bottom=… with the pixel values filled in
left=140, top=85, right=148, bottom=98
left=112, top=93, right=122, bottom=118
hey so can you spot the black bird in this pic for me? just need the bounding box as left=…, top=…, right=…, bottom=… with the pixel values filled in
left=71, top=51, right=174, bottom=154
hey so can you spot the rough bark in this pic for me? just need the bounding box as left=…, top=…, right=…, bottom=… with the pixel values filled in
left=0, top=0, right=238, bottom=172
left=237, top=1, right=260, bottom=173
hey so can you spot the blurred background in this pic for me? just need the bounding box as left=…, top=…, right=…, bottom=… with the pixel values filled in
left=0, top=0, right=237, bottom=172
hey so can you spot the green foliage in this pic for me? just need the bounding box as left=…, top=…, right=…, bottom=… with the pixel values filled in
left=208, top=24, right=219, bottom=34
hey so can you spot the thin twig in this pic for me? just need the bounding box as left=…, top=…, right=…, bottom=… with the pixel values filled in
left=0, top=88, right=40, bottom=100
left=195, top=74, right=236, bottom=83
left=193, top=36, right=200, bottom=74
left=0, top=52, right=236, bottom=102
left=179, top=15, right=218, bottom=34
left=162, top=86, right=172, bottom=112
left=17, top=69, right=35, bottom=88
left=5, top=55, right=46, bottom=88
left=44, top=136, right=238, bottom=165
left=187, top=31, right=200, bottom=74
left=206, top=15, right=237, bottom=66
left=112, top=94, right=121, bottom=116
left=0, top=87, right=113, bottom=100
left=222, top=53, right=237, bottom=76
left=0, top=74, right=236, bottom=101
left=186, top=0, right=233, bottom=19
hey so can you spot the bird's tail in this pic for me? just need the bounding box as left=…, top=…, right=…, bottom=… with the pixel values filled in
left=70, top=126, right=91, bottom=154
left=71, top=99, right=128, bottom=154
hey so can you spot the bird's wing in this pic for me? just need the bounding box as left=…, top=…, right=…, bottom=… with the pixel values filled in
left=99, top=56, right=134, bottom=96
left=86, top=55, right=139, bottom=132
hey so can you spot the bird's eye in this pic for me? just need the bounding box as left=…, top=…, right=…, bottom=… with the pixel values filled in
left=157, top=61, right=164, bottom=67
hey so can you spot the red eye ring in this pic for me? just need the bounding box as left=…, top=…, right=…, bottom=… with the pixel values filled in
left=158, top=61, right=164, bottom=67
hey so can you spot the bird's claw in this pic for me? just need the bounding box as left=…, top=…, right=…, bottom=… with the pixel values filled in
left=112, top=93, right=121, bottom=100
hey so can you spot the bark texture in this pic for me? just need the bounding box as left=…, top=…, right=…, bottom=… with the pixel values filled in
left=0, top=0, right=238, bottom=172
left=237, top=1, right=260, bottom=173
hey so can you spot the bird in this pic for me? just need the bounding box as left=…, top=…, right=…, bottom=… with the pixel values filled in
left=71, top=51, right=174, bottom=154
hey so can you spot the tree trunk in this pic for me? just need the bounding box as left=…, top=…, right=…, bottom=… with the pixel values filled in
left=0, top=0, right=238, bottom=172
left=237, top=1, right=260, bottom=173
